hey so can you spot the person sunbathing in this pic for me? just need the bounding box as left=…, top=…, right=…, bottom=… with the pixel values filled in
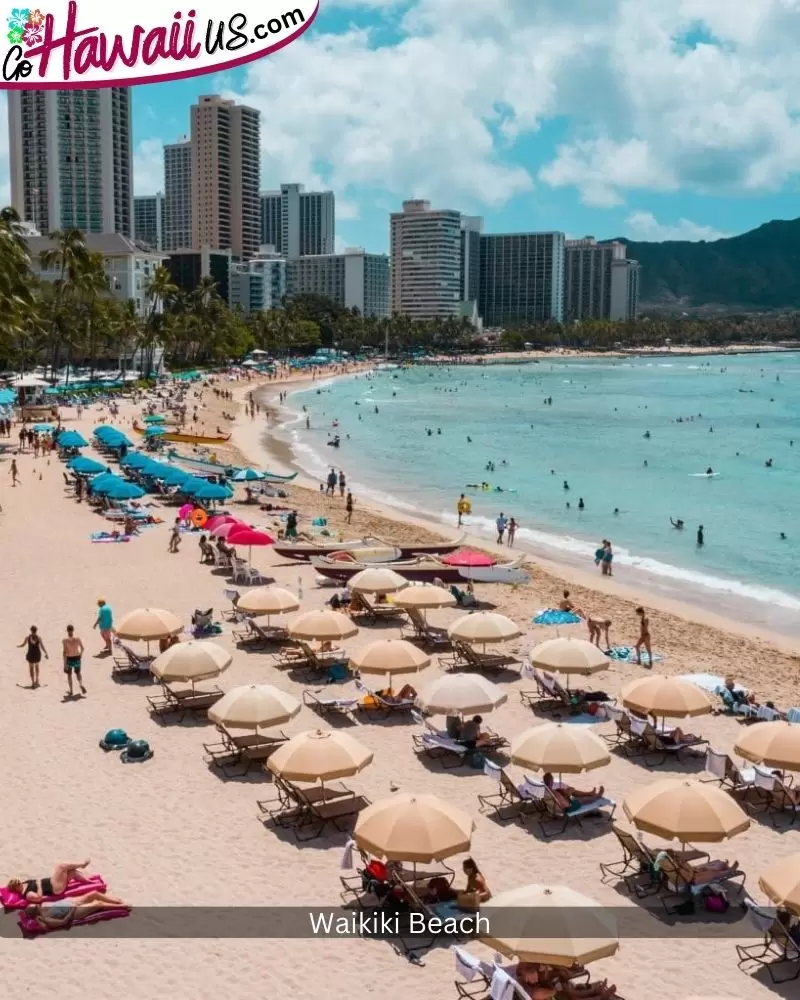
left=26, top=891, right=129, bottom=929
left=558, top=590, right=584, bottom=617
left=7, top=860, right=92, bottom=902
left=543, top=773, right=604, bottom=811
left=515, top=963, right=557, bottom=1000
left=458, top=715, right=495, bottom=749
left=654, top=852, right=738, bottom=884
left=455, top=857, right=491, bottom=910
left=375, top=684, right=417, bottom=704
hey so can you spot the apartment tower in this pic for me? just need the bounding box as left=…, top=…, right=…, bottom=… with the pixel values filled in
left=390, top=200, right=463, bottom=319
left=8, top=88, right=133, bottom=235
left=478, top=232, right=566, bottom=326
left=134, top=192, right=165, bottom=250
left=564, top=237, right=640, bottom=321
left=260, top=183, right=335, bottom=257
left=163, top=139, right=192, bottom=251
left=191, top=95, right=261, bottom=259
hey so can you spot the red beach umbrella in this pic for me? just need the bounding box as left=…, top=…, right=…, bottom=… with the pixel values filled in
left=211, top=520, right=245, bottom=539
left=206, top=514, right=238, bottom=532
left=441, top=549, right=497, bottom=567
left=227, top=526, right=276, bottom=564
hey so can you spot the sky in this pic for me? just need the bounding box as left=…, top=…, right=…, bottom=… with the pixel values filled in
left=3, top=0, right=800, bottom=254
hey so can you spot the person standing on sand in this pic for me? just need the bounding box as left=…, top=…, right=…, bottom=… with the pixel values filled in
left=456, top=494, right=470, bottom=527
left=507, top=518, right=518, bottom=547
left=62, top=625, right=86, bottom=697
left=338, top=470, right=346, bottom=498
left=634, top=607, right=652, bottom=667
left=602, top=541, right=614, bottom=576
left=9, top=458, right=19, bottom=486
left=93, top=599, right=114, bottom=655
left=168, top=518, right=182, bottom=553
left=346, top=492, right=354, bottom=523
left=495, top=512, right=508, bottom=545
left=18, top=625, right=48, bottom=688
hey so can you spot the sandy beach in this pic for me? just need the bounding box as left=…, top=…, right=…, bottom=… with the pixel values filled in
left=0, top=369, right=795, bottom=999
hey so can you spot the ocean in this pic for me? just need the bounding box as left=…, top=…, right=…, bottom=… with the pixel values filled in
left=268, top=352, right=800, bottom=637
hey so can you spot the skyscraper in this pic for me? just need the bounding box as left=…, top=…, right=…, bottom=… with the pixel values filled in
left=478, top=232, right=566, bottom=327
left=191, top=95, right=260, bottom=259
left=287, top=248, right=389, bottom=317
left=564, top=238, right=640, bottom=321
left=134, top=193, right=165, bottom=250
left=390, top=200, right=464, bottom=319
left=8, top=88, right=133, bottom=235
left=163, top=139, right=192, bottom=252
left=259, top=183, right=335, bottom=257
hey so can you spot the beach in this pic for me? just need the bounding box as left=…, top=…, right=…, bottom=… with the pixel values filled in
left=0, top=370, right=795, bottom=999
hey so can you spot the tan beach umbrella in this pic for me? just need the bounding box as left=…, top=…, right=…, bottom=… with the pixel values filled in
left=735, top=722, right=800, bottom=771
left=480, top=884, right=619, bottom=966
left=349, top=639, right=430, bottom=677
left=531, top=637, right=609, bottom=676
left=237, top=586, right=299, bottom=617
left=393, top=585, right=457, bottom=610
left=116, top=607, right=183, bottom=641
left=418, top=674, right=508, bottom=716
left=151, top=640, right=231, bottom=684
left=353, top=793, right=474, bottom=862
left=511, top=723, right=610, bottom=774
left=348, top=567, right=408, bottom=595
left=209, top=684, right=300, bottom=732
left=267, top=729, right=373, bottom=782
left=288, top=610, right=358, bottom=642
left=758, top=854, right=800, bottom=916
left=620, top=676, right=713, bottom=719
left=623, top=779, right=749, bottom=842
left=448, top=612, right=520, bottom=645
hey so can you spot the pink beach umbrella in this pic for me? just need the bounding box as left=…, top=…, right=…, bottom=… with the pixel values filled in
left=206, top=514, right=236, bottom=532
left=440, top=549, right=497, bottom=567
left=211, top=520, right=245, bottom=539
left=227, top=526, right=276, bottom=565
left=178, top=503, right=194, bottom=521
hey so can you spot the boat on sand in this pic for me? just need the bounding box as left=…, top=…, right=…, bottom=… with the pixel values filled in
left=309, top=553, right=528, bottom=585
left=273, top=534, right=466, bottom=563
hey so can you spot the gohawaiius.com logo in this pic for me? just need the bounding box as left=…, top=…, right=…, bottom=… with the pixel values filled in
left=0, top=0, right=318, bottom=88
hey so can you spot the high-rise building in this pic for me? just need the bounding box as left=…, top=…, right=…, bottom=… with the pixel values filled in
left=478, top=232, right=565, bottom=327
left=460, top=216, right=483, bottom=310
left=287, top=249, right=389, bottom=317
left=163, top=139, right=192, bottom=251
left=165, top=247, right=235, bottom=303
left=390, top=200, right=464, bottom=319
left=229, top=247, right=287, bottom=314
left=134, top=192, right=165, bottom=250
left=191, top=95, right=260, bottom=259
left=260, top=184, right=335, bottom=257
left=564, top=237, right=640, bottom=321
left=9, top=88, right=133, bottom=236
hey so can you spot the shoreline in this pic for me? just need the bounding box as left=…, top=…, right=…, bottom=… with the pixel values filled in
left=216, top=374, right=800, bottom=662
left=397, top=343, right=800, bottom=365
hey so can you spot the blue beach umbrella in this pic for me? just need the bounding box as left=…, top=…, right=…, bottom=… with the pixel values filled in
left=120, top=452, right=151, bottom=470
left=94, top=425, right=125, bottom=439
left=90, top=472, right=123, bottom=491
left=189, top=481, right=234, bottom=501
left=143, top=414, right=166, bottom=424
left=97, top=431, right=132, bottom=448
left=0, top=389, right=16, bottom=404
left=33, top=423, right=54, bottom=433
left=67, top=456, right=106, bottom=475
left=100, top=480, right=146, bottom=501
left=57, top=430, right=88, bottom=448
left=155, top=466, right=192, bottom=486
left=232, top=468, right=266, bottom=482
left=178, top=477, right=210, bottom=495
left=144, top=426, right=167, bottom=438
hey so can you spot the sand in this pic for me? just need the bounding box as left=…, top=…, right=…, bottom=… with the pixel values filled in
left=0, top=367, right=790, bottom=999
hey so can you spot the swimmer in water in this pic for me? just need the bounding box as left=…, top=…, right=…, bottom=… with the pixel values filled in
left=563, top=480, right=569, bottom=491
left=644, top=431, right=650, bottom=439
left=766, top=458, right=773, bottom=467
left=697, top=525, right=705, bottom=547
left=578, top=498, right=585, bottom=510
left=780, top=532, right=787, bottom=540
left=705, top=467, right=713, bottom=475
left=670, top=518, right=684, bottom=530
left=613, top=508, right=619, bottom=516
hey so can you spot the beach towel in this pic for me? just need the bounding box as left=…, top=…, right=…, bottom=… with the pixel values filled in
left=340, top=838, right=356, bottom=871
left=19, top=905, right=130, bottom=937
left=90, top=532, right=130, bottom=543
left=1, top=874, right=107, bottom=911
left=533, top=609, right=582, bottom=626
left=490, top=968, right=516, bottom=1000
left=607, top=646, right=664, bottom=665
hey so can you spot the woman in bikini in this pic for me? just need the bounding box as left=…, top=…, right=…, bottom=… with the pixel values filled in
left=6, top=860, right=92, bottom=902
left=26, top=891, right=130, bottom=930
left=18, top=625, right=48, bottom=689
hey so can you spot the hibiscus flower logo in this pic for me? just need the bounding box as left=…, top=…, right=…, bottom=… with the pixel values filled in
left=27, top=7, right=44, bottom=25
left=6, top=7, right=29, bottom=43
left=22, top=20, right=41, bottom=45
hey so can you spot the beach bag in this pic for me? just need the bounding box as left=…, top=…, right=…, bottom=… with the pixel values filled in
left=326, top=663, right=350, bottom=684
left=470, top=751, right=487, bottom=769
left=703, top=888, right=729, bottom=913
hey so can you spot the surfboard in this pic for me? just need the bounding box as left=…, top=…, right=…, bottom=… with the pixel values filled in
left=688, top=473, right=720, bottom=478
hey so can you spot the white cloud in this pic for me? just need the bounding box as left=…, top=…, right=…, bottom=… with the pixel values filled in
left=624, top=211, right=730, bottom=242
left=133, top=138, right=164, bottom=196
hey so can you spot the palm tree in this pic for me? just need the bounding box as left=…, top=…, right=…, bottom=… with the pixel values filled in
left=142, top=265, right=178, bottom=377
left=39, top=229, right=89, bottom=379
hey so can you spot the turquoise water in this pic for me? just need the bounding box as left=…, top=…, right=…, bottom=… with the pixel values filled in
left=275, top=353, right=800, bottom=635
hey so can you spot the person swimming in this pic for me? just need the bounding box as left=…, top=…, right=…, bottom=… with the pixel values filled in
left=705, top=467, right=713, bottom=475
left=670, top=518, right=684, bottom=530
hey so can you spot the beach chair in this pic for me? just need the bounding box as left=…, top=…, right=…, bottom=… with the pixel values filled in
left=788, top=707, right=800, bottom=724
left=147, top=681, right=224, bottom=722
left=738, top=703, right=784, bottom=725
left=302, top=688, right=359, bottom=721
left=736, top=899, right=800, bottom=984
left=748, top=769, right=800, bottom=826
left=598, top=824, right=664, bottom=896
left=400, top=607, right=451, bottom=649
left=348, top=591, right=406, bottom=623
left=650, top=853, right=746, bottom=915
left=202, top=726, right=288, bottom=775
left=416, top=732, right=470, bottom=768
left=410, top=709, right=451, bottom=747
left=275, top=640, right=346, bottom=676
left=702, top=749, right=756, bottom=793
left=440, top=640, right=521, bottom=674
left=529, top=783, right=617, bottom=838
left=111, top=643, right=154, bottom=682
left=289, top=783, right=370, bottom=841
left=632, top=720, right=708, bottom=766
left=220, top=589, right=241, bottom=621
left=355, top=679, right=416, bottom=720
left=452, top=949, right=525, bottom=1000
left=477, top=760, right=544, bottom=821
left=396, top=880, right=469, bottom=956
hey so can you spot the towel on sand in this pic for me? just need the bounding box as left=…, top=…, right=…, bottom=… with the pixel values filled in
left=607, top=646, right=664, bottom=665
left=1, top=874, right=107, bottom=911
left=91, top=532, right=130, bottom=543
left=19, top=905, right=129, bottom=936
left=533, top=609, right=582, bottom=626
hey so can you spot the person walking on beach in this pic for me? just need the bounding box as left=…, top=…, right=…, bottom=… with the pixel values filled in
left=93, top=598, right=114, bottom=655
left=602, top=541, right=614, bottom=576
left=62, top=625, right=86, bottom=697
left=634, top=607, right=652, bottom=667
left=9, top=458, right=19, bottom=486
left=495, top=512, right=508, bottom=545
left=507, top=517, right=518, bottom=547
left=18, top=625, right=48, bottom=688
left=168, top=518, right=182, bottom=554
left=456, top=494, right=470, bottom=527
left=346, top=492, right=354, bottom=523
left=338, top=470, right=346, bottom=498
left=326, top=468, right=337, bottom=497
left=285, top=510, right=298, bottom=538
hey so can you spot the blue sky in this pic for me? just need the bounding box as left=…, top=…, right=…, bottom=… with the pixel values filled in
left=7, top=0, right=800, bottom=254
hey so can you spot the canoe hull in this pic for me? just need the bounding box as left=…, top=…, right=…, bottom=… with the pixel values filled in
left=133, top=422, right=232, bottom=446
left=274, top=534, right=466, bottom=562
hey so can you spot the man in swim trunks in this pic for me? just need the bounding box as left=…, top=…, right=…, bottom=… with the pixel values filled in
left=62, top=625, right=86, bottom=697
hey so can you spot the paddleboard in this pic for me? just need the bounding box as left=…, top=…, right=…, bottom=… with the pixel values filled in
left=460, top=566, right=530, bottom=584
left=688, top=473, right=720, bottom=478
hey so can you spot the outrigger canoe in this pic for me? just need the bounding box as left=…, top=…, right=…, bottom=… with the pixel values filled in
left=273, top=534, right=466, bottom=562
left=133, top=421, right=232, bottom=445
left=165, top=448, right=297, bottom=483
left=309, top=553, right=529, bottom=585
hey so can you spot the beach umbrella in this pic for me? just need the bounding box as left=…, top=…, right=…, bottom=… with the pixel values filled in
left=759, top=854, right=800, bottom=917
left=57, top=430, right=87, bottom=448
left=237, top=586, right=299, bottom=621
left=353, top=793, right=473, bottom=862
left=143, top=414, right=166, bottom=423
left=448, top=611, right=520, bottom=645
left=734, top=722, right=800, bottom=771
left=392, top=585, right=457, bottom=610
left=510, top=723, right=610, bottom=775
left=623, top=779, right=750, bottom=842
left=620, top=676, right=713, bottom=720
left=144, top=426, right=167, bottom=438
left=233, top=468, right=266, bottom=482
left=418, top=673, right=507, bottom=716
left=155, top=466, right=192, bottom=486
left=97, top=430, right=132, bottom=447
left=267, top=729, right=373, bottom=782
left=480, top=884, right=619, bottom=966
left=348, top=567, right=408, bottom=596
left=67, top=455, right=105, bottom=475
left=33, top=423, right=54, bottom=432
left=441, top=549, right=496, bottom=568
left=178, top=476, right=210, bottom=495
left=211, top=520, right=245, bottom=539
left=151, top=640, right=232, bottom=684
left=116, top=607, right=183, bottom=642
left=209, top=684, right=300, bottom=732
left=120, top=452, right=152, bottom=470
left=288, top=610, right=358, bottom=643
left=531, top=637, right=609, bottom=676
left=100, top=480, right=146, bottom=501
left=349, top=639, right=430, bottom=677
left=227, top=526, right=275, bottom=563
left=190, top=481, right=234, bottom=501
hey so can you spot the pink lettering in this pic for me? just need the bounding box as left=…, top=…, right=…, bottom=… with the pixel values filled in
left=142, top=26, right=168, bottom=65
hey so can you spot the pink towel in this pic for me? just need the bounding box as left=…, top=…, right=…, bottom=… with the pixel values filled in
left=19, top=905, right=129, bottom=937
left=1, top=874, right=107, bottom=911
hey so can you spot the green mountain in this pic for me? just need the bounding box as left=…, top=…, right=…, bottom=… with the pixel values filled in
left=615, top=218, right=800, bottom=311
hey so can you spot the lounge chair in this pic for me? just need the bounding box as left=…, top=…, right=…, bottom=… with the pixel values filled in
left=702, top=748, right=756, bottom=793
left=747, top=769, right=800, bottom=826
left=275, top=640, right=346, bottom=675
left=355, top=679, right=416, bottom=720
left=302, top=688, right=359, bottom=721
left=527, top=782, right=617, bottom=838
left=146, top=681, right=224, bottom=721
left=348, top=591, right=406, bottom=623
left=630, top=719, right=708, bottom=766
left=788, top=707, right=800, bottom=724
left=523, top=667, right=607, bottom=716
left=202, top=726, right=288, bottom=775
left=400, top=607, right=451, bottom=649
left=440, top=640, right=521, bottom=674
left=477, top=760, right=544, bottom=821
left=111, top=643, right=154, bottom=681
left=410, top=708, right=450, bottom=746
left=453, top=948, right=518, bottom=1000
left=220, top=589, right=241, bottom=621
left=396, top=880, right=469, bottom=955
left=260, top=777, right=367, bottom=840
left=737, top=703, right=785, bottom=724
left=650, top=852, right=746, bottom=915
left=338, top=850, right=454, bottom=910
left=416, top=732, right=470, bottom=768
left=599, top=823, right=657, bottom=891
left=736, top=899, right=800, bottom=984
